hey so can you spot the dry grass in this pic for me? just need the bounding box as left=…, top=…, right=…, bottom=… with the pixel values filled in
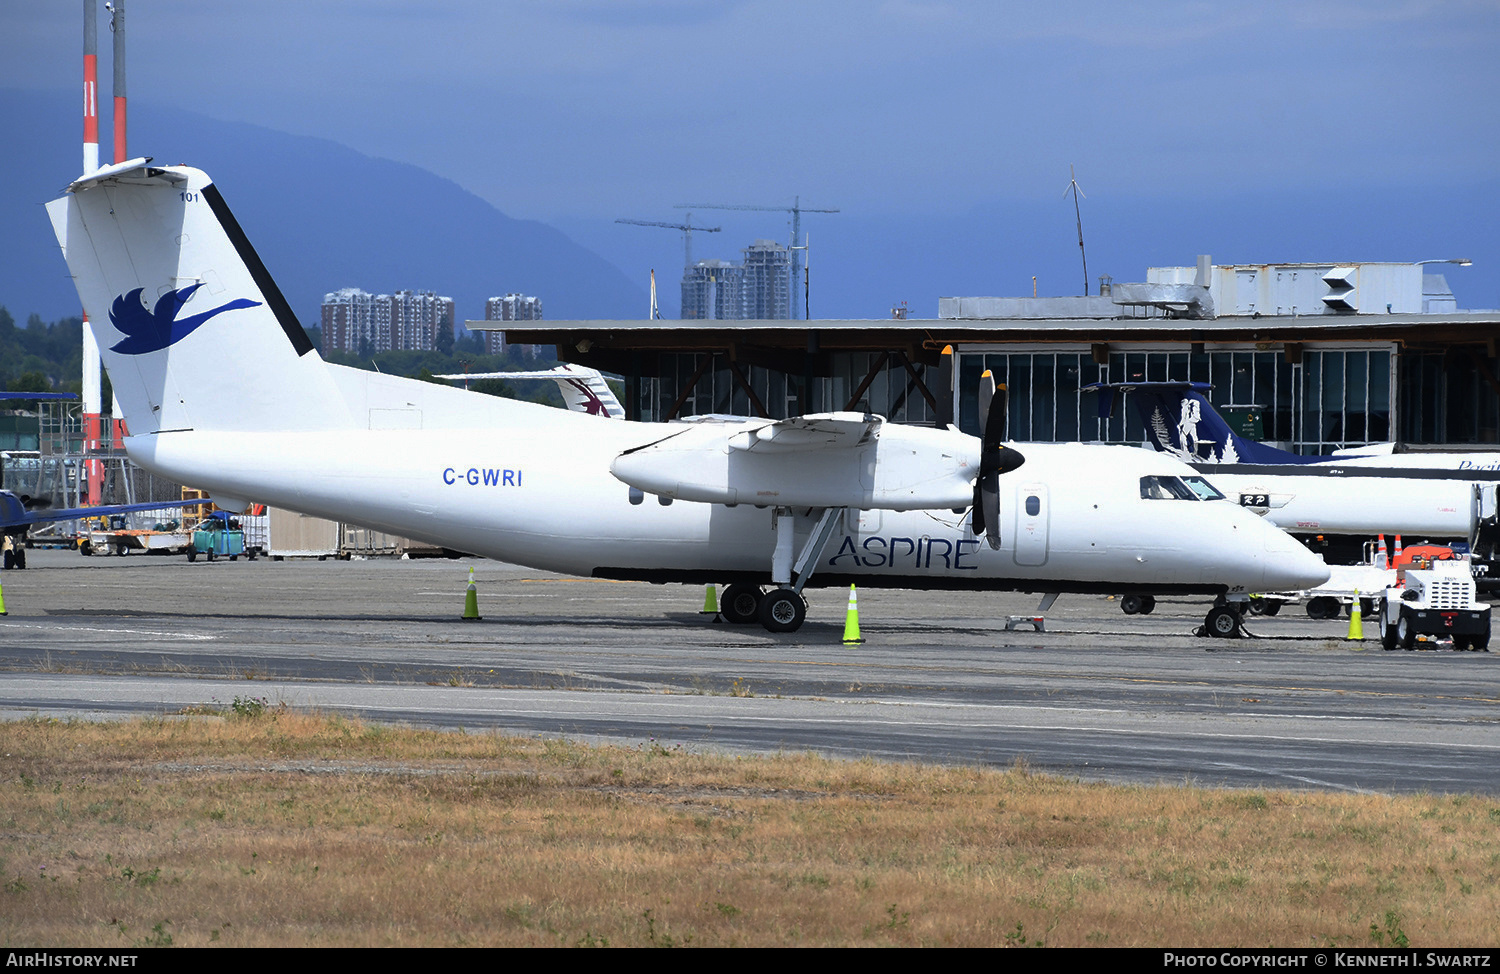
left=1, top=712, right=1497, bottom=947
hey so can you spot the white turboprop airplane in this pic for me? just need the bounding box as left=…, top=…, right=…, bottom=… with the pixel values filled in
left=45, top=160, right=1328, bottom=636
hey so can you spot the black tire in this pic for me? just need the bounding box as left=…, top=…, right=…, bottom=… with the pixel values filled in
left=207, top=548, right=216, bottom=562
left=1205, top=605, right=1241, bottom=638
left=1139, top=595, right=1156, bottom=615
left=1474, top=631, right=1491, bottom=652
left=187, top=548, right=197, bottom=563
left=1397, top=612, right=1416, bottom=650
left=1307, top=596, right=1340, bottom=620
left=758, top=588, right=807, bottom=633
left=1453, top=635, right=1471, bottom=651
left=721, top=583, right=764, bottom=625
left=1382, top=625, right=1398, bottom=651
left=115, top=541, right=128, bottom=557
left=2, top=550, right=12, bottom=571
left=1260, top=600, right=1282, bottom=617
left=1120, top=595, right=1143, bottom=615
left=14, top=548, right=24, bottom=570
left=79, top=540, right=92, bottom=557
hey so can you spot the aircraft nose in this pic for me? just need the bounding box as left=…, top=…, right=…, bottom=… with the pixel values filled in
left=1253, top=520, right=1331, bottom=591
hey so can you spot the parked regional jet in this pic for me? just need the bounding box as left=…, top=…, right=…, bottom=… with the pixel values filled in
left=434, top=365, right=625, bottom=418
left=1088, top=382, right=1500, bottom=571
left=45, top=160, right=1328, bottom=634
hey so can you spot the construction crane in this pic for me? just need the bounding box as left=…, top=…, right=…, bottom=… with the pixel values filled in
left=614, top=214, right=722, bottom=268
left=674, top=197, right=839, bottom=319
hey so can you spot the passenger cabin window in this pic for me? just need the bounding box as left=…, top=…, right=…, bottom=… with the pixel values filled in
left=1139, top=475, right=1202, bottom=500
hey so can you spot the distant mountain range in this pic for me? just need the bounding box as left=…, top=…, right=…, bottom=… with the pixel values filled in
left=1, top=89, right=646, bottom=326
left=6, top=88, right=1496, bottom=326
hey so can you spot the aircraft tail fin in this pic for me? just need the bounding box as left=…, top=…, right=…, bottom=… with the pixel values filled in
left=1086, top=381, right=1317, bottom=465
left=47, top=161, right=354, bottom=435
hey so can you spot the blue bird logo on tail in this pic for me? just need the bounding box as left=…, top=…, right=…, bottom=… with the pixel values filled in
left=107, top=284, right=262, bottom=354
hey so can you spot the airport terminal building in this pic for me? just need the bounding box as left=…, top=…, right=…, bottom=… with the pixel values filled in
left=482, top=257, right=1500, bottom=454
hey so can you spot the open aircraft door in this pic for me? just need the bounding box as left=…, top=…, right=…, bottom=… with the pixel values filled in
left=1013, top=482, right=1050, bottom=566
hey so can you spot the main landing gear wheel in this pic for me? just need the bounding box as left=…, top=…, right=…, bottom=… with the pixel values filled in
left=758, top=588, right=807, bottom=633
left=1205, top=605, right=1242, bottom=638
left=720, top=583, right=764, bottom=626
left=1120, top=594, right=1155, bottom=615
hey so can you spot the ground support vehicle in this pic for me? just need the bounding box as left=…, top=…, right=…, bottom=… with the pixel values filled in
left=80, top=514, right=192, bottom=557
left=1379, top=559, right=1491, bottom=651
left=188, top=512, right=248, bottom=562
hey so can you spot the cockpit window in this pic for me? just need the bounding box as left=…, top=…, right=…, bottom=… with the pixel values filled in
left=1139, top=475, right=1202, bottom=501
left=1180, top=476, right=1225, bottom=501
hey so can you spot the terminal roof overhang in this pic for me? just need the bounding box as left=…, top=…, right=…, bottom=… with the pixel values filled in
left=469, top=312, right=1500, bottom=371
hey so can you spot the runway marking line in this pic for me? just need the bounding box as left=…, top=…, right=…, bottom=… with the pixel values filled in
left=0, top=622, right=216, bottom=641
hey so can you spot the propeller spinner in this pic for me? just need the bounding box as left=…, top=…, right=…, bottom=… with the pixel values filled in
left=971, top=371, right=1024, bottom=549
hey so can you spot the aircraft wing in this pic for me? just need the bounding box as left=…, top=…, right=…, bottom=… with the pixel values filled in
left=1, top=492, right=211, bottom=531
left=613, top=412, right=978, bottom=510
left=723, top=413, right=881, bottom=453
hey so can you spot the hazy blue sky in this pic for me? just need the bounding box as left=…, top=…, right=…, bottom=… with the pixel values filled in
left=6, top=1, right=1498, bottom=313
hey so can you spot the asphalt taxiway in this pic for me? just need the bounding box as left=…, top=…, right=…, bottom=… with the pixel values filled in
left=1, top=548, right=1496, bottom=794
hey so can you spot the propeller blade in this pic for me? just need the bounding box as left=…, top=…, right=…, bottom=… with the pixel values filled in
left=977, top=370, right=995, bottom=440
left=969, top=377, right=1024, bottom=547
left=978, top=476, right=1001, bottom=550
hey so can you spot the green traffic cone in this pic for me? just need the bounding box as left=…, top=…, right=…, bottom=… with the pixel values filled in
left=842, top=584, right=864, bottom=644
left=462, top=566, right=481, bottom=621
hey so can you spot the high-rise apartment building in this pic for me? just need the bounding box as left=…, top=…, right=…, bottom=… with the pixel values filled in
left=679, top=241, right=790, bottom=320
left=741, top=240, right=791, bottom=320
left=680, top=260, right=746, bottom=321
left=484, top=293, right=544, bottom=357
left=320, top=288, right=454, bottom=354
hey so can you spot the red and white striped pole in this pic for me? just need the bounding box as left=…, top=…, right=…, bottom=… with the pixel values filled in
left=111, top=0, right=126, bottom=166
left=83, top=1, right=98, bottom=173
left=108, top=0, right=128, bottom=449
left=82, top=0, right=103, bottom=507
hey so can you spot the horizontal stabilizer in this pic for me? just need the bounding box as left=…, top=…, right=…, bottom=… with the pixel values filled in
left=1, top=492, right=210, bottom=531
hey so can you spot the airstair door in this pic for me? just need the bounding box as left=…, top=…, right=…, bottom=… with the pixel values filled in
left=1013, top=483, right=1050, bottom=566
